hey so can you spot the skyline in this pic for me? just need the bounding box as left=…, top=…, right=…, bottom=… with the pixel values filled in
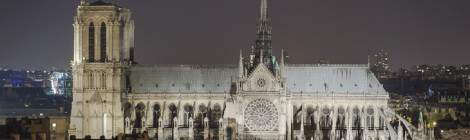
left=1, top=0, right=470, bottom=70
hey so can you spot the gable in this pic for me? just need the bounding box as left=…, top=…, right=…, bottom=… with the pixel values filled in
left=242, top=64, right=279, bottom=92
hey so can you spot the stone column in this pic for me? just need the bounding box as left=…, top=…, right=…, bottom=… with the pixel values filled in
left=94, top=23, right=100, bottom=62
left=158, top=118, right=163, bottom=140
left=189, top=117, right=194, bottom=140
left=315, top=106, right=321, bottom=140
left=361, top=110, right=366, bottom=140
left=218, top=118, right=224, bottom=140
left=146, top=102, right=153, bottom=129
left=204, top=117, right=210, bottom=140
left=111, top=21, right=122, bottom=61
left=346, top=108, right=351, bottom=140
left=173, top=118, right=179, bottom=140
left=178, top=105, right=184, bottom=127
left=374, top=108, right=379, bottom=129
left=374, top=107, right=379, bottom=140
left=331, top=107, right=336, bottom=140
left=287, top=104, right=293, bottom=140
left=300, top=106, right=305, bottom=140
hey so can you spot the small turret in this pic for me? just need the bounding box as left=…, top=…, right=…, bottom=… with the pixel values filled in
left=418, top=111, right=424, bottom=132
left=280, top=49, right=285, bottom=77
left=239, top=50, right=244, bottom=78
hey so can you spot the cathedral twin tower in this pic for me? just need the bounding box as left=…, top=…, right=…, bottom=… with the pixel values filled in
left=69, top=0, right=134, bottom=138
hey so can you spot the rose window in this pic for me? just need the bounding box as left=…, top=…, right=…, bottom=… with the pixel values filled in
left=244, top=98, right=278, bottom=131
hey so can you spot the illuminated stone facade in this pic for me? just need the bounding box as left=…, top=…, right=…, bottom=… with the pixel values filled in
left=69, top=0, right=429, bottom=140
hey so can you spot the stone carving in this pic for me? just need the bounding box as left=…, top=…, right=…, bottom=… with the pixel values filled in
left=257, top=78, right=266, bottom=87
left=244, top=98, right=278, bottom=131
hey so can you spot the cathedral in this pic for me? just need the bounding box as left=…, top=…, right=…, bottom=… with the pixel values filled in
left=69, top=0, right=430, bottom=140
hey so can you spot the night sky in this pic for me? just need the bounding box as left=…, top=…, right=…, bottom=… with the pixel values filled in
left=1, top=0, right=470, bottom=70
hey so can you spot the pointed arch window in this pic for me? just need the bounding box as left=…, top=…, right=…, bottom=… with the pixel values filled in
left=100, top=72, right=106, bottom=89
left=100, top=22, right=107, bottom=62
left=130, top=48, right=134, bottom=62
left=88, top=22, right=95, bottom=62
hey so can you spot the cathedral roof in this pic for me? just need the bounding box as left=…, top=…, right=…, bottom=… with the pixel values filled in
left=130, top=65, right=238, bottom=94
left=129, top=64, right=387, bottom=95
left=285, top=64, right=387, bottom=94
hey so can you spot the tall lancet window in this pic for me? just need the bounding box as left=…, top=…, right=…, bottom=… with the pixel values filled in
left=100, top=22, right=107, bottom=62
left=88, top=22, right=95, bottom=62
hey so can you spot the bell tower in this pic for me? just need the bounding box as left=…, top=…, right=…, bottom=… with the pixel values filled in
left=69, top=0, right=134, bottom=139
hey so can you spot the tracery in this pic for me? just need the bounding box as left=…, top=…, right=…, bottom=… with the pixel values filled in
left=244, top=98, right=279, bottom=131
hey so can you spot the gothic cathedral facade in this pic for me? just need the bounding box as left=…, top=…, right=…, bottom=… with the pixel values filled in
left=69, top=0, right=134, bottom=138
left=70, top=0, right=429, bottom=140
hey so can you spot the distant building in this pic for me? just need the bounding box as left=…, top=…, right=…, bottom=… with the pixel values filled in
left=434, top=88, right=469, bottom=104
left=371, top=49, right=392, bottom=79
left=0, top=108, right=69, bottom=140
left=0, top=69, right=51, bottom=88
left=49, top=72, right=72, bottom=96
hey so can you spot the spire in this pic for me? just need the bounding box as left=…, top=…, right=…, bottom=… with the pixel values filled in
left=418, top=111, right=424, bottom=131
left=281, top=49, right=285, bottom=66
left=260, top=0, right=268, bottom=21
left=280, top=49, right=285, bottom=76
left=256, top=0, right=271, bottom=40
left=246, top=0, right=275, bottom=75
left=239, top=50, right=244, bottom=78
left=254, top=0, right=273, bottom=70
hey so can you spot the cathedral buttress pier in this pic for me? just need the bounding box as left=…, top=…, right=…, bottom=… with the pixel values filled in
left=69, top=0, right=432, bottom=140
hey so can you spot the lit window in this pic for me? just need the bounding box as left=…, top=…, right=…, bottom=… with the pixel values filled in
left=52, top=123, right=57, bottom=129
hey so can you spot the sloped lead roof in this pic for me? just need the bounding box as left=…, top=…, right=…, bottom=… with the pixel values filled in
left=130, top=65, right=238, bottom=93
left=130, top=64, right=386, bottom=94
left=285, top=64, right=386, bottom=94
